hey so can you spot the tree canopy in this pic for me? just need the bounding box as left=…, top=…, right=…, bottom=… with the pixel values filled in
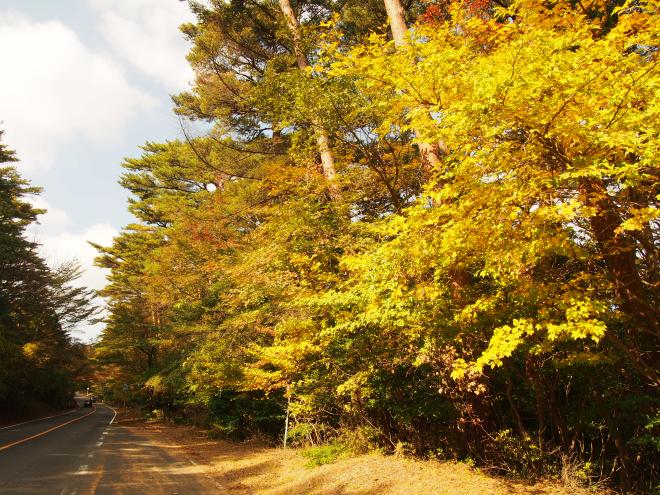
left=0, top=131, right=98, bottom=415
left=95, top=1, right=659, bottom=491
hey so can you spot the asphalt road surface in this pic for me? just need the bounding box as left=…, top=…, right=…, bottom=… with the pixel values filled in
left=0, top=399, right=217, bottom=494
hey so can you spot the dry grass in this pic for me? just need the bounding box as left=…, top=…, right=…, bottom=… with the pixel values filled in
left=123, top=420, right=608, bottom=495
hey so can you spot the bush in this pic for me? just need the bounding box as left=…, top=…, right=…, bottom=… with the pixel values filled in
left=144, top=409, right=166, bottom=422
left=208, top=419, right=240, bottom=439
left=208, top=390, right=284, bottom=441
left=560, top=454, right=595, bottom=489
left=486, top=429, right=543, bottom=478
left=301, top=442, right=348, bottom=467
left=338, top=425, right=382, bottom=454
left=287, top=422, right=333, bottom=447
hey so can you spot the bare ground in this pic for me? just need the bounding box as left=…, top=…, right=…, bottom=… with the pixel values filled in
left=115, top=416, right=605, bottom=495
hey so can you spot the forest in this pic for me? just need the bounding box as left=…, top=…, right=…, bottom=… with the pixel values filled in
left=92, top=0, right=659, bottom=492
left=0, top=131, right=97, bottom=419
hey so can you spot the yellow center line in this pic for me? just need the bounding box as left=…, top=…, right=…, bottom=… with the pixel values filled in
left=84, top=463, right=105, bottom=495
left=0, top=406, right=97, bottom=452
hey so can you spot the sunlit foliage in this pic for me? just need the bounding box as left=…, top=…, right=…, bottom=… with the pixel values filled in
left=96, top=1, right=658, bottom=490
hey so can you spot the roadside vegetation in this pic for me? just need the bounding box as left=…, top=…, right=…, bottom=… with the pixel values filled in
left=0, top=131, right=98, bottom=420
left=93, top=0, right=659, bottom=492
left=127, top=419, right=613, bottom=495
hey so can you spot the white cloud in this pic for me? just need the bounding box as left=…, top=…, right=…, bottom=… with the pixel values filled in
left=0, top=11, right=157, bottom=171
left=28, top=197, right=73, bottom=233
left=33, top=223, right=117, bottom=293
left=89, top=0, right=195, bottom=91
left=27, top=198, right=118, bottom=341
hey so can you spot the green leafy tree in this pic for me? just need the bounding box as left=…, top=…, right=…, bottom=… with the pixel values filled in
left=0, top=131, right=97, bottom=413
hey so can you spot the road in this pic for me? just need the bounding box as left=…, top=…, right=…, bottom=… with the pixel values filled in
left=0, top=399, right=217, bottom=494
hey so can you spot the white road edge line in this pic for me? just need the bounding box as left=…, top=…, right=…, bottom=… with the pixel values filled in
left=106, top=404, right=118, bottom=426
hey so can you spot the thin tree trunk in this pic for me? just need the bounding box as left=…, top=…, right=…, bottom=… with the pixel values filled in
left=603, top=407, right=631, bottom=491
left=546, top=379, right=569, bottom=450
left=606, top=333, right=660, bottom=388
left=283, top=384, right=291, bottom=449
left=278, top=0, right=338, bottom=191
left=526, top=358, right=546, bottom=457
left=382, top=0, right=445, bottom=170
left=504, top=366, right=528, bottom=439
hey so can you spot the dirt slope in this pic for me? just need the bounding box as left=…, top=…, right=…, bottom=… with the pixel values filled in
left=123, top=420, right=605, bottom=495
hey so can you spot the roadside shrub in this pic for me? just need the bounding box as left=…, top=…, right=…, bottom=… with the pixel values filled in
left=287, top=422, right=333, bottom=447
left=629, top=413, right=660, bottom=493
left=485, top=429, right=543, bottom=478
left=338, top=424, right=382, bottom=454
left=560, top=454, right=595, bottom=489
left=145, top=408, right=166, bottom=422
left=301, top=441, right=348, bottom=467
left=208, top=418, right=240, bottom=439
left=208, top=390, right=284, bottom=441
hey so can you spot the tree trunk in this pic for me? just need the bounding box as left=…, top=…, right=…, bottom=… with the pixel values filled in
left=526, top=358, right=546, bottom=457
left=580, top=178, right=659, bottom=336
left=383, top=0, right=409, bottom=48
left=603, top=406, right=632, bottom=491
left=579, top=178, right=659, bottom=388
left=606, top=333, right=660, bottom=388
left=383, top=0, right=467, bottom=296
left=382, top=0, right=445, bottom=170
left=278, top=0, right=338, bottom=191
left=504, top=366, right=528, bottom=439
left=315, top=130, right=336, bottom=182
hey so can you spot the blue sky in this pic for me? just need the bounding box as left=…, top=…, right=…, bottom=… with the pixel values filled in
left=0, top=0, right=197, bottom=341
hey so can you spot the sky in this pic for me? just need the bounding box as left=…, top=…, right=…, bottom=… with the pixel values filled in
left=0, top=0, right=197, bottom=342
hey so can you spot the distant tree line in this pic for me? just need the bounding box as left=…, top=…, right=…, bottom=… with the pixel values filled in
left=0, top=131, right=97, bottom=416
